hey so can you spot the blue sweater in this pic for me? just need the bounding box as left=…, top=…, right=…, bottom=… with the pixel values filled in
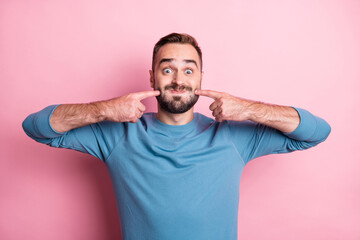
left=22, top=105, right=330, bottom=240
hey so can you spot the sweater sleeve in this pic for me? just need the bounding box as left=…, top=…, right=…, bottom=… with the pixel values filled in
left=22, top=104, right=124, bottom=162
left=228, top=107, right=331, bottom=165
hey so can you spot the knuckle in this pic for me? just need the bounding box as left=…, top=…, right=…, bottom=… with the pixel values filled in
left=125, top=93, right=133, bottom=99
left=129, top=113, right=136, bottom=120
left=130, top=116, right=138, bottom=123
left=128, top=94, right=137, bottom=100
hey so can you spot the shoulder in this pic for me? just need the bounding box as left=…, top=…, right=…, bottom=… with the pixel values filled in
left=193, top=112, right=228, bottom=134
left=140, top=112, right=156, bottom=126
left=194, top=112, right=215, bottom=125
left=194, top=112, right=257, bottom=129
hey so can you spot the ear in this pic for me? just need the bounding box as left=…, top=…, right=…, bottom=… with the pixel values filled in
left=149, top=70, right=154, bottom=89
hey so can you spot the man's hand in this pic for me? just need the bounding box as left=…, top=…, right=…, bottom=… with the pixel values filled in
left=101, top=90, right=160, bottom=123
left=195, top=89, right=254, bottom=122
left=195, top=89, right=300, bottom=133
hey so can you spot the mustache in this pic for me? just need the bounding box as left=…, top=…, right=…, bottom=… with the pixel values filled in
left=164, top=84, right=193, bottom=92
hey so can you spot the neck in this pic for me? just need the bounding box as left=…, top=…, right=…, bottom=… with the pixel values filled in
left=156, top=105, right=194, bottom=125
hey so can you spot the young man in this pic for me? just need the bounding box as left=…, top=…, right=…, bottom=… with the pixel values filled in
left=22, top=33, right=331, bottom=240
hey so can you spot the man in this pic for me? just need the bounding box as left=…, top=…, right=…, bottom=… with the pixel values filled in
left=22, top=33, right=331, bottom=240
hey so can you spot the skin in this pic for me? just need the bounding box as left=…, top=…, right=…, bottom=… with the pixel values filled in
left=195, top=89, right=300, bottom=133
left=50, top=43, right=300, bottom=133
left=50, top=90, right=160, bottom=132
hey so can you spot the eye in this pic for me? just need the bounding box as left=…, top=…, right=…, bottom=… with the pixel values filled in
left=185, top=69, right=193, bottom=74
left=163, top=68, right=172, bottom=74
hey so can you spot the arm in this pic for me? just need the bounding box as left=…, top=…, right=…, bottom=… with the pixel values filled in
left=195, top=89, right=299, bottom=133
left=22, top=91, right=160, bottom=161
left=241, top=102, right=299, bottom=133
left=196, top=89, right=331, bottom=164
left=50, top=90, right=160, bottom=132
left=227, top=107, right=331, bottom=163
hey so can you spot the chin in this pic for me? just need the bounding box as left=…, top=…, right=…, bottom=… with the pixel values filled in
left=156, top=94, right=199, bottom=114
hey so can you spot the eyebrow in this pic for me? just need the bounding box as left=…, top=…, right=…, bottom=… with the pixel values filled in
left=159, top=58, right=198, bottom=69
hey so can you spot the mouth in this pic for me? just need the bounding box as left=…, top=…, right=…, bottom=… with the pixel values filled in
left=164, top=84, right=192, bottom=95
left=170, top=89, right=187, bottom=94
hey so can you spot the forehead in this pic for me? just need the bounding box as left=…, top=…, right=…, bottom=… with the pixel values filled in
left=155, top=43, right=200, bottom=66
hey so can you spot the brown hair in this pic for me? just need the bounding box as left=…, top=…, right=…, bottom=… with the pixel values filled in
left=152, top=33, right=203, bottom=72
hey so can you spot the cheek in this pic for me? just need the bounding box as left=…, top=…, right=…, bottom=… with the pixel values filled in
left=155, top=75, right=173, bottom=89
left=153, top=74, right=162, bottom=89
left=190, top=77, right=201, bottom=89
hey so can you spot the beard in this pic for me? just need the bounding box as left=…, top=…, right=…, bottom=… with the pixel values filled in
left=155, top=83, right=199, bottom=114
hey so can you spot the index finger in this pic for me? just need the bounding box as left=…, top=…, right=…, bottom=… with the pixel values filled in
left=195, top=89, right=222, bottom=100
left=134, top=90, right=160, bottom=100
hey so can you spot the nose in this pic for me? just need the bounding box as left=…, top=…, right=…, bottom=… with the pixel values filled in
left=172, top=71, right=184, bottom=85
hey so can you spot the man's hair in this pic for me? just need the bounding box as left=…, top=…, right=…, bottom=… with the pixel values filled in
left=152, top=33, right=203, bottom=72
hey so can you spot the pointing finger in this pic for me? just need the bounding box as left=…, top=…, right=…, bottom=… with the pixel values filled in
left=134, top=90, right=160, bottom=100
left=195, top=89, right=222, bottom=100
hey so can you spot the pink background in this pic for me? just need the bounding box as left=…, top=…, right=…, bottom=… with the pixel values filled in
left=1, top=0, right=359, bottom=239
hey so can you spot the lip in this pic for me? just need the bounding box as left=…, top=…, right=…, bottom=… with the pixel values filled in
left=170, top=89, right=186, bottom=94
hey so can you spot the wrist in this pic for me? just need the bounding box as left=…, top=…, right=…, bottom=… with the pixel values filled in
left=238, top=98, right=263, bottom=122
left=89, top=101, right=108, bottom=122
left=246, top=101, right=269, bottom=123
